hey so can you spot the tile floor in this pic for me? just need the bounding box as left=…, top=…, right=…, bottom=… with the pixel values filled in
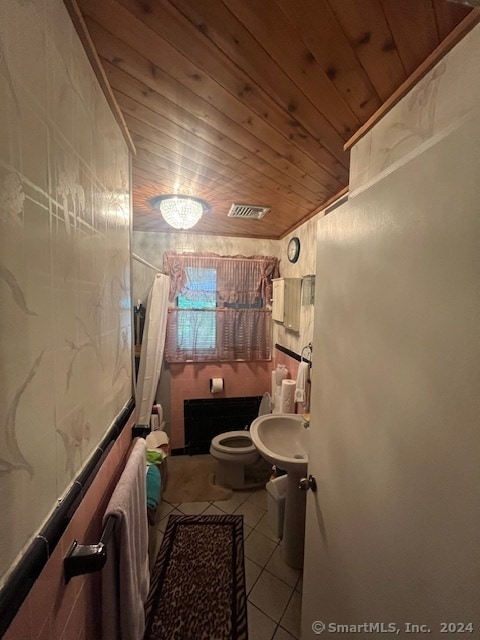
left=149, top=481, right=302, bottom=640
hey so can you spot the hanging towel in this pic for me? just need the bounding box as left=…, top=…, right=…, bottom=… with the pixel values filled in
left=294, top=362, right=310, bottom=404
left=102, top=438, right=149, bottom=640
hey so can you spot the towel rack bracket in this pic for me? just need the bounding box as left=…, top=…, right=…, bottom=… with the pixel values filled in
left=132, top=424, right=151, bottom=439
left=63, top=514, right=116, bottom=582
left=64, top=540, right=107, bottom=583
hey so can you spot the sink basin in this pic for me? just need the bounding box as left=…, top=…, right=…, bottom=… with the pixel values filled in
left=250, top=413, right=308, bottom=474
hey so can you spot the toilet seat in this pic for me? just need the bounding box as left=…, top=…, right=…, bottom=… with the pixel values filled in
left=211, top=431, right=256, bottom=455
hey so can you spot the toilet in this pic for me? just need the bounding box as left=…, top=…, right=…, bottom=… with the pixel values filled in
left=209, top=393, right=272, bottom=490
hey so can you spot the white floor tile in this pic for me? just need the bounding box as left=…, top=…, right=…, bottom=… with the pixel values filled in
left=201, top=504, right=225, bottom=516
left=244, top=530, right=277, bottom=567
left=247, top=602, right=276, bottom=640
left=213, top=491, right=249, bottom=514
left=234, top=500, right=265, bottom=528
left=295, top=574, right=303, bottom=593
left=254, top=511, right=281, bottom=543
left=273, top=627, right=297, bottom=640
left=244, top=523, right=253, bottom=540
left=156, top=500, right=175, bottom=521
left=177, top=501, right=210, bottom=515
left=265, top=546, right=302, bottom=587
left=249, top=570, right=293, bottom=623
left=245, top=557, right=262, bottom=594
left=280, top=590, right=302, bottom=639
left=246, top=488, right=268, bottom=510
left=158, top=508, right=183, bottom=532
left=148, top=525, right=163, bottom=571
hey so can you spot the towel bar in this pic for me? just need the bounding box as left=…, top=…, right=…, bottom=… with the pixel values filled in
left=63, top=514, right=117, bottom=583
left=301, top=342, right=313, bottom=363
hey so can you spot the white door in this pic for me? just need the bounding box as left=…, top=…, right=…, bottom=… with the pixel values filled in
left=300, top=117, right=480, bottom=638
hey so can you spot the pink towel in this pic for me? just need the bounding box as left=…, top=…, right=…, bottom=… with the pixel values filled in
left=102, top=438, right=149, bottom=640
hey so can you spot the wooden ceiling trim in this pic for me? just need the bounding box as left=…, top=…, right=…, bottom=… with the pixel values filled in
left=380, top=0, right=440, bottom=76
left=222, top=0, right=361, bottom=138
left=326, top=0, right=407, bottom=102
left=118, top=0, right=347, bottom=177
left=81, top=3, right=342, bottom=195
left=276, top=0, right=382, bottom=120
left=433, top=1, right=471, bottom=40
left=279, top=185, right=350, bottom=240
left=63, top=0, right=136, bottom=154
left=344, top=9, right=479, bottom=152
left=169, top=0, right=350, bottom=167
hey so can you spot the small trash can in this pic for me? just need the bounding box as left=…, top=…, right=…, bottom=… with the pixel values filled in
left=266, top=475, right=288, bottom=538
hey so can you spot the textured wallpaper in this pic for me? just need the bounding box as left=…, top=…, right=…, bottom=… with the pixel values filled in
left=349, top=26, right=480, bottom=195
left=0, top=0, right=131, bottom=584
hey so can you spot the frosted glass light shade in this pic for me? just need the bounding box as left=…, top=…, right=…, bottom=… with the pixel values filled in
left=150, top=195, right=210, bottom=230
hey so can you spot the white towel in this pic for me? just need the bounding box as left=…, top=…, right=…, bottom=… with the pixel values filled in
left=102, top=438, right=149, bottom=640
left=294, top=362, right=310, bottom=404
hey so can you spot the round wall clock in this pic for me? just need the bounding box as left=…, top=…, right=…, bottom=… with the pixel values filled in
left=287, top=236, right=301, bottom=263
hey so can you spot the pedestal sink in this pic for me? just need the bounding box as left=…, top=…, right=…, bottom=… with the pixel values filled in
left=250, top=413, right=308, bottom=568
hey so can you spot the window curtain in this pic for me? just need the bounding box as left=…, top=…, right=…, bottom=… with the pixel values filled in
left=163, top=252, right=279, bottom=362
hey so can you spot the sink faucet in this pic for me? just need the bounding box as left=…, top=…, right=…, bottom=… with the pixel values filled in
left=302, top=413, right=310, bottom=429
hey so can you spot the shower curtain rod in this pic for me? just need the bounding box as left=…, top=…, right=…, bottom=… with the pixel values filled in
left=132, top=253, right=165, bottom=274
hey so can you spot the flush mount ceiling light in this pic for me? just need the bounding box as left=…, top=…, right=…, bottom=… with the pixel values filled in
left=150, top=195, right=211, bottom=230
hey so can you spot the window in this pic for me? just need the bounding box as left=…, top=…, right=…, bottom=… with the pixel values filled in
left=163, top=252, right=279, bottom=363
left=177, top=267, right=216, bottom=352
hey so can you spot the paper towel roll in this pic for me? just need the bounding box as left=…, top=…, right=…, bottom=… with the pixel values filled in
left=210, top=377, right=224, bottom=394
left=280, top=379, right=296, bottom=413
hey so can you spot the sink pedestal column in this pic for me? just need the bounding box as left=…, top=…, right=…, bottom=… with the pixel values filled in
left=282, top=472, right=306, bottom=569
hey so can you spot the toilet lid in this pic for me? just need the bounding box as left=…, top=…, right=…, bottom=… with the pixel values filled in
left=211, top=431, right=256, bottom=455
left=258, top=392, right=272, bottom=416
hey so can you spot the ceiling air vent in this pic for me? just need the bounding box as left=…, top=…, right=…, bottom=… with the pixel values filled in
left=227, top=203, right=270, bottom=219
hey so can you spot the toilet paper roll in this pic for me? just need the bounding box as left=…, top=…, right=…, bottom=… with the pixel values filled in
left=210, top=377, right=224, bottom=394
left=280, top=379, right=296, bottom=413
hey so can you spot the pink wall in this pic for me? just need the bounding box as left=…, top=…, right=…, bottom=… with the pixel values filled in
left=3, top=419, right=135, bottom=640
left=168, top=349, right=308, bottom=449
left=169, top=362, right=273, bottom=449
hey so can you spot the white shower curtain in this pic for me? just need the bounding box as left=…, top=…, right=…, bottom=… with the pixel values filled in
left=135, top=273, right=169, bottom=426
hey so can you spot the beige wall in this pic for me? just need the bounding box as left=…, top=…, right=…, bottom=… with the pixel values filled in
left=0, top=0, right=131, bottom=593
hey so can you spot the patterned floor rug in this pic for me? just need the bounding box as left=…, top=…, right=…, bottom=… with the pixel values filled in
left=144, top=515, right=248, bottom=640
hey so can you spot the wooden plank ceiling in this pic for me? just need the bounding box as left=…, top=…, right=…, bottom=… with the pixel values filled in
left=75, top=0, right=475, bottom=239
